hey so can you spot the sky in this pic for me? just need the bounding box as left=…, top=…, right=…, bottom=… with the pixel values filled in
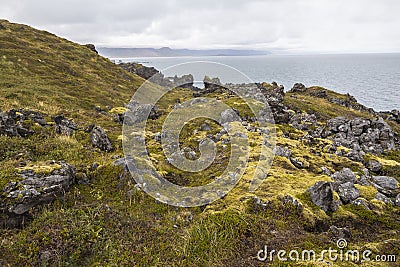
left=1, top=0, right=400, bottom=54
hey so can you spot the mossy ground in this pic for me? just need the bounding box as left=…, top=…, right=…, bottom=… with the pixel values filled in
left=0, top=20, right=399, bottom=266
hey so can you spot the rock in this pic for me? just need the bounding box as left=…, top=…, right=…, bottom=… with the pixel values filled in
left=274, top=146, right=291, bottom=158
left=282, top=195, right=303, bottom=214
left=321, top=166, right=331, bottom=176
left=345, top=149, right=365, bottom=162
left=329, top=225, right=352, bottom=239
left=118, top=62, right=160, bottom=80
left=326, top=117, right=349, bottom=132
left=290, top=113, right=317, bottom=131
left=91, top=126, right=113, bottom=152
left=396, top=194, right=400, bottom=207
left=331, top=168, right=357, bottom=184
left=375, top=192, right=394, bottom=205
left=316, top=90, right=327, bottom=98
left=350, top=197, right=371, bottom=210
left=371, top=176, right=398, bottom=190
left=0, top=109, right=35, bottom=137
left=0, top=23, right=6, bottom=30
left=1, top=162, right=76, bottom=227
left=307, top=181, right=340, bottom=212
left=290, top=157, right=308, bottom=169
left=199, top=122, right=212, bottom=131
left=366, top=160, right=382, bottom=173
left=54, top=115, right=77, bottom=136
left=123, top=101, right=160, bottom=125
left=370, top=176, right=398, bottom=197
left=84, top=44, right=98, bottom=54
left=173, top=74, right=194, bottom=88
left=290, top=83, right=307, bottom=93
left=220, top=109, right=239, bottom=125
left=335, top=182, right=360, bottom=204
left=350, top=117, right=371, bottom=136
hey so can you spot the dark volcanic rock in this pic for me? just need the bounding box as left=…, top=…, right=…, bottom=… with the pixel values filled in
left=1, top=162, right=76, bottom=228
left=0, top=109, right=35, bottom=137
left=307, top=181, right=340, bottom=212
left=84, top=44, right=98, bottom=54
left=91, top=126, right=113, bottom=152
left=54, top=115, right=77, bottom=136
left=119, top=62, right=160, bottom=80
left=290, top=83, right=307, bottom=93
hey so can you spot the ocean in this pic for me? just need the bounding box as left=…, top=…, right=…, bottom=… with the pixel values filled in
left=115, top=54, right=400, bottom=111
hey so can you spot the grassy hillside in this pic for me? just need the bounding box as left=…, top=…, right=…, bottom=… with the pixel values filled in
left=0, top=19, right=399, bottom=266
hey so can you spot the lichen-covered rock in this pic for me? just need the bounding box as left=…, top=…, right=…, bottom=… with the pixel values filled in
left=1, top=162, right=76, bottom=228
left=370, top=176, right=398, bottom=197
left=326, top=116, right=397, bottom=155
left=307, top=181, right=340, bottom=212
left=350, top=197, right=372, bottom=210
left=91, top=126, right=113, bottom=152
left=331, top=168, right=357, bottom=184
left=375, top=192, right=394, bottom=205
left=365, top=160, right=382, bottom=173
left=274, top=146, right=291, bottom=159
left=335, top=182, right=360, bottom=204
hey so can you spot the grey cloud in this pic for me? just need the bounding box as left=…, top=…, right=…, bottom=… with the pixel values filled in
left=0, top=0, right=399, bottom=53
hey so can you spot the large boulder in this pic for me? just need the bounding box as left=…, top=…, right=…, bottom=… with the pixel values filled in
left=307, top=181, right=340, bottom=212
left=336, top=182, right=360, bottom=204
left=365, top=160, right=382, bottom=173
left=370, top=176, right=398, bottom=197
left=289, top=83, right=307, bottom=93
left=331, top=168, right=357, bottom=184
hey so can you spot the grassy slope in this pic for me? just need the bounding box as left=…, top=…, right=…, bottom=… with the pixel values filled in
left=0, top=19, right=399, bottom=266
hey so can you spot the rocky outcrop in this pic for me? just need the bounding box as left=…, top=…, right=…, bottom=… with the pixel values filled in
left=289, top=83, right=307, bottom=93
left=54, top=115, right=77, bottom=136
left=119, top=62, right=160, bottom=80
left=324, top=116, right=398, bottom=156
left=1, top=162, right=76, bottom=228
left=91, top=126, right=113, bottom=152
left=84, top=44, right=98, bottom=54
left=0, top=109, right=42, bottom=137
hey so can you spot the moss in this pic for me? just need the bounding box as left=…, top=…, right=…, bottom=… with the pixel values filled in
left=354, top=184, right=378, bottom=201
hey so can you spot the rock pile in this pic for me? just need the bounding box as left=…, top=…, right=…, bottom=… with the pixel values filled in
left=0, top=109, right=45, bottom=137
left=307, top=167, right=400, bottom=212
left=1, top=162, right=76, bottom=228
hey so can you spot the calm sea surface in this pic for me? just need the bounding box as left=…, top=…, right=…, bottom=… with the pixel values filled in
left=116, top=54, right=400, bottom=111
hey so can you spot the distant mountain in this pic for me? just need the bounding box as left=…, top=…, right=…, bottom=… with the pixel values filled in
left=97, top=47, right=270, bottom=58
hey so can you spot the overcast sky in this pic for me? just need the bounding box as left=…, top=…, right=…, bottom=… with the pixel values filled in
left=1, top=0, right=400, bottom=53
